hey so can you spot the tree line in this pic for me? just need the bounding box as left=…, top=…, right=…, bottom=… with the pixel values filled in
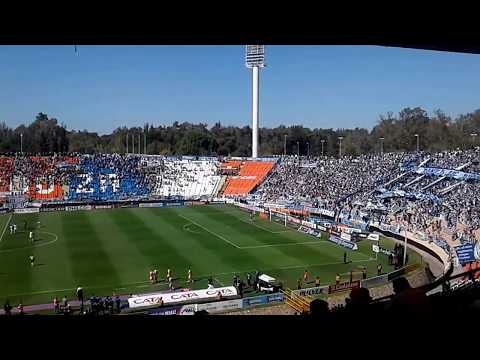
left=1, top=108, right=479, bottom=157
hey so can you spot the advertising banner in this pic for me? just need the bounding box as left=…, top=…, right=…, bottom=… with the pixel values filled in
left=94, top=205, right=113, bottom=210
left=14, top=208, right=40, bottom=214
left=164, top=202, right=184, bottom=207
left=147, top=304, right=197, bottom=315
left=455, top=243, right=480, bottom=265
left=360, top=274, right=388, bottom=288
left=128, top=286, right=238, bottom=309
left=328, top=235, right=358, bottom=250
left=367, top=234, right=380, bottom=241
left=41, top=206, right=66, bottom=213
left=379, top=247, right=394, bottom=256
left=328, top=280, right=360, bottom=294
left=372, top=244, right=379, bottom=253
left=292, top=286, right=329, bottom=297
left=340, top=232, right=352, bottom=242
left=241, top=293, right=285, bottom=308
left=196, top=299, right=243, bottom=314
left=298, top=226, right=320, bottom=237
left=65, top=205, right=92, bottom=212
left=139, top=203, right=164, bottom=208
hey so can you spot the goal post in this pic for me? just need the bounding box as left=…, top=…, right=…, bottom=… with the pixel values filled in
left=268, top=208, right=288, bottom=227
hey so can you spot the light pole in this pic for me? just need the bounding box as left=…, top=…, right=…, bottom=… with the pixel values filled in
left=20, top=133, right=23, bottom=154
left=246, top=45, right=266, bottom=158
left=338, top=136, right=344, bottom=158
left=284, top=134, right=287, bottom=156
left=414, top=134, right=419, bottom=152
left=126, top=133, right=129, bottom=154
left=471, top=133, right=478, bottom=148
left=297, top=141, right=300, bottom=157
left=307, top=142, right=310, bottom=158
left=379, top=137, right=384, bottom=155
left=321, top=139, right=325, bottom=157
left=144, top=130, right=147, bottom=154
left=132, top=133, right=135, bottom=154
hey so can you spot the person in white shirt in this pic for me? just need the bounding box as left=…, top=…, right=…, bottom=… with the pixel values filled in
left=29, top=231, right=34, bottom=243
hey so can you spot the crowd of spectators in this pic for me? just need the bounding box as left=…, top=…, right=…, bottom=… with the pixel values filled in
left=1, top=149, right=479, bottom=246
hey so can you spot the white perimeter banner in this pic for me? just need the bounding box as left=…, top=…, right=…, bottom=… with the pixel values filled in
left=195, top=299, right=243, bottom=313
left=14, top=208, right=40, bottom=214
left=340, top=232, right=352, bottom=241
left=367, top=234, right=380, bottom=241
left=128, top=286, right=238, bottom=309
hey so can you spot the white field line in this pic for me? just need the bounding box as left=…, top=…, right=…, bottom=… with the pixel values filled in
left=237, top=217, right=290, bottom=234
left=239, top=240, right=332, bottom=249
left=178, top=214, right=241, bottom=249
left=0, top=213, right=13, bottom=244
left=0, top=231, right=58, bottom=254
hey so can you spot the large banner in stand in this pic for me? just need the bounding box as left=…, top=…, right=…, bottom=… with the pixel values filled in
left=454, top=243, right=480, bottom=265
left=128, top=286, right=238, bottom=309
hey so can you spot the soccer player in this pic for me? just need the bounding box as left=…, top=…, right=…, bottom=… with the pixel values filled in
left=29, top=255, right=35, bottom=267
left=377, top=264, right=383, bottom=276
left=17, top=303, right=24, bottom=315
left=166, top=268, right=171, bottom=281
left=343, top=252, right=347, bottom=264
left=246, top=273, right=252, bottom=287
left=53, top=297, right=59, bottom=314
left=9, top=225, right=13, bottom=235
left=349, top=270, right=353, bottom=283
left=315, top=276, right=320, bottom=287
left=297, top=278, right=302, bottom=290
left=77, top=286, right=84, bottom=304
left=362, top=267, right=367, bottom=279
left=29, top=231, right=34, bottom=243
left=149, top=271, right=154, bottom=284
left=187, top=268, right=192, bottom=283
left=13, top=224, right=17, bottom=234
left=303, top=270, right=309, bottom=283
left=250, top=211, right=254, bottom=222
left=154, top=269, right=158, bottom=283
left=335, top=273, right=341, bottom=285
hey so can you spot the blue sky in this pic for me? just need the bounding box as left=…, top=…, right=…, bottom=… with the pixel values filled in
left=0, top=45, right=479, bottom=134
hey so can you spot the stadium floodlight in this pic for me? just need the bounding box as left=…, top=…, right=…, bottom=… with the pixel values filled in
left=246, top=45, right=266, bottom=158
left=338, top=136, right=344, bottom=158
left=414, top=134, right=419, bottom=152
left=321, top=139, right=325, bottom=157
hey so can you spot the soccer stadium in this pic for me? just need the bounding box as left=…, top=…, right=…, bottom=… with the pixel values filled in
left=0, top=45, right=480, bottom=317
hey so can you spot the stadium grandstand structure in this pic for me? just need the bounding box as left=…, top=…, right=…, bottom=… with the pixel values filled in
left=1, top=150, right=480, bottom=251
left=222, top=160, right=275, bottom=196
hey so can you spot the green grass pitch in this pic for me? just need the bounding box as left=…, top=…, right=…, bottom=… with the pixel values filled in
left=0, top=204, right=422, bottom=306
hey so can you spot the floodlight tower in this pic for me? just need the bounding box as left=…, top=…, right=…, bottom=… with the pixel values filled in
left=246, top=45, right=266, bottom=158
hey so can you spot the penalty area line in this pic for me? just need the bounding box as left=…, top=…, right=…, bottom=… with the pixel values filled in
left=178, top=214, right=241, bottom=249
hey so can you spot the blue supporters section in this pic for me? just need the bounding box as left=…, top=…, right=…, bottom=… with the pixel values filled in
left=67, top=155, right=149, bottom=201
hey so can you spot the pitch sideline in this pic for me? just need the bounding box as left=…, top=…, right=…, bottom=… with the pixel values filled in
left=0, top=213, right=13, bottom=244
